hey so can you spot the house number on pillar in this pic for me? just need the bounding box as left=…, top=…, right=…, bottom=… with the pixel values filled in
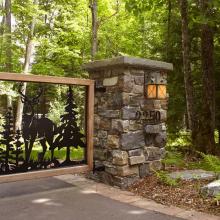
left=135, top=110, right=161, bottom=124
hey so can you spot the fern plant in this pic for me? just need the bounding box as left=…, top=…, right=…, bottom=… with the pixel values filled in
left=199, top=152, right=220, bottom=175
left=154, top=170, right=179, bottom=187
left=162, top=151, right=185, bottom=168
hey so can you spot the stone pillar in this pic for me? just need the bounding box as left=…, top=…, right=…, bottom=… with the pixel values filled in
left=83, top=56, right=173, bottom=188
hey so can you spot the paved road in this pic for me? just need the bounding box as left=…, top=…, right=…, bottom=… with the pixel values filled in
left=0, top=177, right=183, bottom=220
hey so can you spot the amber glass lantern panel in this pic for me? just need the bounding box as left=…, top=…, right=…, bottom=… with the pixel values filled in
left=158, top=85, right=166, bottom=99
left=146, top=84, right=157, bottom=98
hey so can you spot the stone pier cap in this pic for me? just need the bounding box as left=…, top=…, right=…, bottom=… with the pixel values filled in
left=83, top=56, right=173, bottom=71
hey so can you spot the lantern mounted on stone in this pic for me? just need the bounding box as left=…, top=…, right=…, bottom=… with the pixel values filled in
left=144, top=71, right=167, bottom=99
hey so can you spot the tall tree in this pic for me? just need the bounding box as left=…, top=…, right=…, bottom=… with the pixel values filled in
left=15, top=0, right=38, bottom=131
left=89, top=0, right=119, bottom=60
left=179, top=0, right=197, bottom=144
left=89, top=0, right=98, bottom=60
left=0, top=1, right=5, bottom=64
left=198, top=0, right=216, bottom=153
left=5, top=0, right=12, bottom=72
left=5, top=0, right=13, bottom=109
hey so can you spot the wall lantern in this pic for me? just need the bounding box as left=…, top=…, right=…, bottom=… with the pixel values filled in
left=144, top=71, right=167, bottom=99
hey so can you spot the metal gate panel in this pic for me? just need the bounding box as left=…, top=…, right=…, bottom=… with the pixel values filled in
left=0, top=72, right=94, bottom=183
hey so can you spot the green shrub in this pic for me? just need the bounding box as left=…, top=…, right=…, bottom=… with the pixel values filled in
left=166, top=130, right=192, bottom=152
left=154, top=170, right=179, bottom=187
left=162, top=151, right=185, bottom=168
left=199, top=152, right=220, bottom=175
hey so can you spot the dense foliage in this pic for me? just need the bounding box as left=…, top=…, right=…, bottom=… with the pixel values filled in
left=0, top=0, right=220, bottom=153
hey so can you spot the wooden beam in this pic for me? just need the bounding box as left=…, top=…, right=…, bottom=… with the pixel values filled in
left=0, top=72, right=94, bottom=86
left=86, top=82, right=94, bottom=170
left=0, top=165, right=90, bottom=183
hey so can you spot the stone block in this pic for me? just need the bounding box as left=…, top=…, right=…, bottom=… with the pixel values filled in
left=160, top=109, right=167, bottom=122
left=145, top=124, right=161, bottom=134
left=99, top=118, right=111, bottom=130
left=130, top=69, right=145, bottom=75
left=145, top=124, right=162, bottom=134
left=112, top=150, right=128, bottom=166
left=107, top=135, right=120, bottom=148
left=134, top=76, right=144, bottom=85
left=140, top=100, right=155, bottom=110
left=153, top=100, right=162, bottom=109
left=105, top=163, right=117, bottom=175
left=94, top=114, right=101, bottom=129
left=121, top=131, right=145, bottom=150
left=94, top=97, right=99, bottom=106
left=93, top=137, right=100, bottom=146
left=112, top=119, right=129, bottom=133
left=100, top=172, right=114, bottom=186
left=98, top=110, right=120, bottom=118
left=132, top=85, right=143, bottom=94
left=144, top=146, right=162, bottom=161
left=99, top=138, right=108, bottom=148
left=154, top=132, right=167, bottom=148
left=103, top=76, right=118, bottom=86
left=201, top=180, right=220, bottom=197
left=122, top=107, right=139, bottom=120
left=129, top=155, right=145, bottom=165
left=160, top=148, right=166, bottom=159
left=147, top=160, right=162, bottom=171
left=118, top=75, right=134, bottom=93
left=139, top=163, right=150, bottom=178
left=104, top=69, right=112, bottom=77
left=160, top=100, right=168, bottom=110
left=94, top=148, right=107, bottom=161
left=111, top=92, right=123, bottom=107
left=145, top=134, right=154, bottom=146
left=106, top=150, right=113, bottom=162
left=129, top=120, right=143, bottom=131
left=113, top=175, right=139, bottom=189
left=111, top=67, right=129, bottom=77
left=97, top=130, right=108, bottom=139
left=128, top=149, right=143, bottom=157
left=169, top=169, right=215, bottom=181
left=116, top=165, right=139, bottom=177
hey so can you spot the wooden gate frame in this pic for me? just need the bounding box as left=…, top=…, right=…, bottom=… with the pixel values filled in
left=0, top=72, right=94, bottom=183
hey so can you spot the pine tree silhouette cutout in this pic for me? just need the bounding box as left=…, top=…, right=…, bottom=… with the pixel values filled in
left=11, top=130, right=24, bottom=168
left=0, top=107, right=15, bottom=173
left=54, top=86, right=85, bottom=165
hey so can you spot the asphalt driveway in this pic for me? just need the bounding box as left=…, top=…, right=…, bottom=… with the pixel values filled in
left=0, top=176, right=184, bottom=220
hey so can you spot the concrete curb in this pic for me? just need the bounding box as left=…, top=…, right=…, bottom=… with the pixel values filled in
left=55, top=174, right=220, bottom=220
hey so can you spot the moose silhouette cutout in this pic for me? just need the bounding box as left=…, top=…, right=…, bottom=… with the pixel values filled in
left=18, top=84, right=57, bottom=164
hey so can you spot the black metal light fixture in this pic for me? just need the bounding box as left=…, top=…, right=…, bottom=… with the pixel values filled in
left=144, top=71, right=167, bottom=99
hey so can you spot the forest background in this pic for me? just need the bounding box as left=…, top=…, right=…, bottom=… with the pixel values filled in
left=0, top=0, right=220, bottom=155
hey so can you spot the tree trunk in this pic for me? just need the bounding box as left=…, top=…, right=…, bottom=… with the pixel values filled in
left=15, top=0, right=38, bottom=131
left=90, top=0, right=98, bottom=60
left=5, top=0, right=12, bottom=72
left=199, top=0, right=216, bottom=153
left=167, top=0, right=172, bottom=60
left=5, top=0, right=13, bottom=109
left=179, top=0, right=197, bottom=143
left=0, top=1, right=5, bottom=63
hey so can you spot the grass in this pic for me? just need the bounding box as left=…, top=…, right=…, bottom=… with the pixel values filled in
left=0, top=143, right=84, bottom=161
left=29, top=145, right=84, bottom=161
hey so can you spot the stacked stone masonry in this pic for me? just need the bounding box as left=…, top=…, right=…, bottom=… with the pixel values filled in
left=84, top=56, right=173, bottom=188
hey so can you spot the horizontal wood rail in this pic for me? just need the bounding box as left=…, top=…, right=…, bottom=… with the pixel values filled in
left=0, top=165, right=90, bottom=183
left=0, top=72, right=93, bottom=86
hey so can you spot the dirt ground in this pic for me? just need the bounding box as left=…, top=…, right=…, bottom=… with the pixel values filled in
left=128, top=174, right=220, bottom=216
